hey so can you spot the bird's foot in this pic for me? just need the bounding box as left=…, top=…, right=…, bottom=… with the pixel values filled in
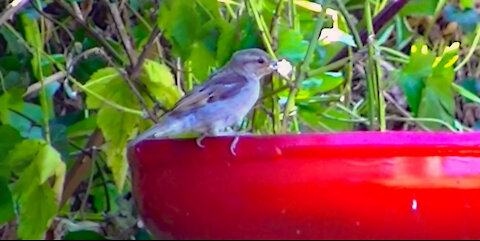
left=195, top=135, right=206, bottom=148
left=230, top=135, right=240, bottom=156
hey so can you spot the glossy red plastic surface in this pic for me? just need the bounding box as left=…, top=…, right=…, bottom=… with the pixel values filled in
left=127, top=132, right=480, bottom=240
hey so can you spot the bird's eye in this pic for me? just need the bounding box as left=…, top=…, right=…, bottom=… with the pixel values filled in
left=257, top=58, right=265, bottom=64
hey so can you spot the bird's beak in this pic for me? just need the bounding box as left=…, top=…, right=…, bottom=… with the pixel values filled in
left=269, top=61, right=278, bottom=71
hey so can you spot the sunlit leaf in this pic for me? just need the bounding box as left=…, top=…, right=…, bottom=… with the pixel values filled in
left=10, top=142, right=65, bottom=240
left=85, top=67, right=141, bottom=190
left=400, top=0, right=437, bottom=17
left=398, top=40, right=436, bottom=115
left=140, top=60, right=183, bottom=109
left=278, top=28, right=309, bottom=64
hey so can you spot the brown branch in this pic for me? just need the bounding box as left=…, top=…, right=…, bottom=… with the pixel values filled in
left=54, top=0, right=125, bottom=64
left=129, top=25, right=161, bottom=80
left=104, top=0, right=138, bottom=66
left=0, top=0, right=30, bottom=27
left=60, top=129, right=104, bottom=207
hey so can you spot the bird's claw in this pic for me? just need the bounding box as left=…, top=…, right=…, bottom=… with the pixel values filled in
left=196, top=135, right=206, bottom=148
left=230, top=136, right=239, bottom=156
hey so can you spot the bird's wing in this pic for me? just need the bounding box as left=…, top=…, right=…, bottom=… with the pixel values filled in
left=168, top=70, right=249, bottom=117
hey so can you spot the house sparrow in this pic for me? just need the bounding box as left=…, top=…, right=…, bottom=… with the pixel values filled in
left=129, top=48, right=278, bottom=153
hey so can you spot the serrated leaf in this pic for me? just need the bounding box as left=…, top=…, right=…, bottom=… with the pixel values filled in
left=11, top=143, right=65, bottom=240
left=85, top=67, right=141, bottom=190
left=16, top=183, right=58, bottom=240
left=98, top=107, right=138, bottom=189
left=140, top=60, right=183, bottom=109
left=84, top=68, right=121, bottom=109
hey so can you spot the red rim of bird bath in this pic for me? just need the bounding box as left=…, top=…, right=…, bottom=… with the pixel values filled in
left=127, top=132, right=480, bottom=240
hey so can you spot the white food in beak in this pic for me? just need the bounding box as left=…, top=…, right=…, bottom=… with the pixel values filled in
left=275, top=59, right=293, bottom=78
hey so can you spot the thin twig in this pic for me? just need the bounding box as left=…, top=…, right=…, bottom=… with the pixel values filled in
left=0, top=0, right=30, bottom=27
left=383, top=91, right=430, bottom=131
left=104, top=0, right=138, bottom=66
left=282, top=5, right=328, bottom=132
left=130, top=26, right=161, bottom=80
left=54, top=0, right=125, bottom=65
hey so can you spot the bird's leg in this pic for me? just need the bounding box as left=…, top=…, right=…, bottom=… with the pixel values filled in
left=195, top=134, right=207, bottom=148
left=230, top=135, right=240, bottom=156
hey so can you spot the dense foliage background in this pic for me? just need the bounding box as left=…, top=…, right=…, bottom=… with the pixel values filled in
left=0, top=0, right=479, bottom=239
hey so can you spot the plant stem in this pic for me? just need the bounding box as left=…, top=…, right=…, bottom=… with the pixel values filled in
left=334, top=0, right=363, bottom=49
left=281, top=6, right=328, bottom=132
left=307, top=56, right=351, bottom=77
left=246, top=0, right=276, bottom=57
left=34, top=1, right=51, bottom=144
left=364, top=0, right=385, bottom=130
left=455, top=24, right=480, bottom=71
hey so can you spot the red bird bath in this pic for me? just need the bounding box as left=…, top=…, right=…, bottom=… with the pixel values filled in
left=127, top=132, right=480, bottom=240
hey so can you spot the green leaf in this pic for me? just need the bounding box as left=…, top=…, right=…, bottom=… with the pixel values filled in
left=398, top=40, right=436, bottom=115
left=0, top=26, right=28, bottom=56
left=453, top=82, right=480, bottom=105
left=0, top=125, right=23, bottom=160
left=11, top=143, right=65, bottom=240
left=85, top=68, right=141, bottom=190
left=417, top=42, right=458, bottom=129
left=400, top=0, right=437, bottom=17
left=98, top=107, right=138, bottom=190
left=298, top=103, right=353, bottom=131
left=66, top=115, right=97, bottom=137
left=16, top=183, right=58, bottom=240
left=158, top=0, right=200, bottom=58
left=297, top=72, right=344, bottom=99
left=418, top=82, right=455, bottom=130
left=140, top=60, right=183, bottom=109
left=278, top=28, right=309, bottom=64
left=6, top=139, right=44, bottom=173
left=188, top=42, right=216, bottom=82
left=0, top=178, right=15, bottom=226
left=460, top=0, right=475, bottom=9
left=50, top=123, right=69, bottom=159
left=216, top=24, right=237, bottom=66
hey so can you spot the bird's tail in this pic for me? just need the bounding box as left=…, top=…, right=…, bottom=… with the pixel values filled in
left=127, top=117, right=184, bottom=147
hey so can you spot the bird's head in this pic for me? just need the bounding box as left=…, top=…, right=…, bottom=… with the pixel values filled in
left=228, top=48, right=277, bottom=79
